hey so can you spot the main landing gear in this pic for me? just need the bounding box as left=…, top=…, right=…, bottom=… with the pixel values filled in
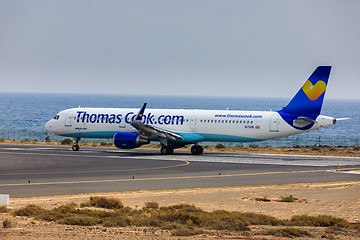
left=72, top=137, right=80, bottom=151
left=191, top=145, right=203, bottom=155
left=160, top=144, right=204, bottom=155
left=160, top=146, right=174, bottom=155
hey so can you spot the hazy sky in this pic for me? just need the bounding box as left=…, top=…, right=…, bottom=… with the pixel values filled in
left=1, top=0, right=359, bottom=99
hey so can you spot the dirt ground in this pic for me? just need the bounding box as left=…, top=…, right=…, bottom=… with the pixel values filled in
left=1, top=181, right=359, bottom=239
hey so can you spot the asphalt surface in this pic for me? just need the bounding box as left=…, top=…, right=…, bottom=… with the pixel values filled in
left=0, top=144, right=359, bottom=198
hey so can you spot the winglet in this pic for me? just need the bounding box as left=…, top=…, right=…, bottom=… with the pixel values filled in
left=134, top=103, right=147, bottom=122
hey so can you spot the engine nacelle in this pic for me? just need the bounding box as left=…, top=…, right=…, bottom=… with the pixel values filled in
left=113, top=132, right=149, bottom=149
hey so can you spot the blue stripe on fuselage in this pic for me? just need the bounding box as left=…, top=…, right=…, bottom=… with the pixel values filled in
left=62, top=131, right=261, bottom=143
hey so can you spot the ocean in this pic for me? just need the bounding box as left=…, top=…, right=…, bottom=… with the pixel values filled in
left=0, top=92, right=359, bottom=147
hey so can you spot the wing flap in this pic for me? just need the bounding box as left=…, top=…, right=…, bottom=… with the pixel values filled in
left=131, top=103, right=184, bottom=141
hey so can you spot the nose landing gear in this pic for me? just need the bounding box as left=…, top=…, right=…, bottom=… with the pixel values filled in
left=72, top=137, right=81, bottom=151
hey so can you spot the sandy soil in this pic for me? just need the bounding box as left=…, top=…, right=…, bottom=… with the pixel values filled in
left=1, top=181, right=359, bottom=239
left=1, top=142, right=359, bottom=238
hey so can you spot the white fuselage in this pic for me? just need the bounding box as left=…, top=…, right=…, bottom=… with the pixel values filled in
left=45, top=107, right=335, bottom=143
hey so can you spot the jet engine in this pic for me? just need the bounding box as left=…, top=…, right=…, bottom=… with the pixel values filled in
left=113, top=132, right=150, bottom=149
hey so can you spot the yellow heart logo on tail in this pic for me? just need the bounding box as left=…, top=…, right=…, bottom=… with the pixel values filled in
left=302, top=80, right=326, bottom=101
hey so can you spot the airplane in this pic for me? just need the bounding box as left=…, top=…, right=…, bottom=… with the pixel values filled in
left=45, top=66, right=339, bottom=155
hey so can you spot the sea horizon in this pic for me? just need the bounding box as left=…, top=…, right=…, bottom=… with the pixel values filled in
left=0, top=92, right=359, bottom=147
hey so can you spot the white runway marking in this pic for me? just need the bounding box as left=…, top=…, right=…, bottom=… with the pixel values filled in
left=1, top=146, right=360, bottom=167
left=342, top=170, right=360, bottom=175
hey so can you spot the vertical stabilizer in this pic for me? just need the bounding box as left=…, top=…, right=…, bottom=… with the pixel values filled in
left=282, top=66, right=331, bottom=116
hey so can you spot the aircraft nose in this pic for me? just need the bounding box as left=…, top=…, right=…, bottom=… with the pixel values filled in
left=45, top=120, right=52, bottom=133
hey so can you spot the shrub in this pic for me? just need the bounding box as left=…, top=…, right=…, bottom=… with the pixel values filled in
left=290, top=215, right=350, bottom=228
left=240, top=212, right=283, bottom=226
left=311, top=146, right=320, bottom=151
left=0, top=138, right=5, bottom=142
left=215, top=143, right=226, bottom=149
left=60, top=138, right=73, bottom=145
left=14, top=204, right=45, bottom=217
left=88, top=197, right=124, bottom=209
left=107, top=143, right=113, bottom=146
left=280, top=195, right=295, bottom=202
left=200, top=210, right=249, bottom=231
left=263, top=227, right=311, bottom=237
left=162, top=222, right=185, bottom=230
left=38, top=203, right=78, bottom=221
left=100, top=141, right=107, bottom=146
left=3, top=219, right=12, bottom=228
left=0, top=206, right=10, bottom=213
left=255, top=196, right=271, bottom=202
left=249, top=144, right=258, bottom=148
left=144, top=202, right=159, bottom=210
left=60, top=216, right=97, bottom=226
left=103, top=215, right=130, bottom=227
left=172, top=225, right=205, bottom=236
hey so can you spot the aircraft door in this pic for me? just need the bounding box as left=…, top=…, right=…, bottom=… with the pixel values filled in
left=269, top=114, right=279, bottom=132
left=190, top=116, right=197, bottom=130
left=64, top=111, right=73, bottom=127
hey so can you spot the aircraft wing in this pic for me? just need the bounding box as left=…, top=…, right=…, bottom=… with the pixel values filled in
left=131, top=103, right=184, bottom=143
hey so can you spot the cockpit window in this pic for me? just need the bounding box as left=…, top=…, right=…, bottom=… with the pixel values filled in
left=53, top=115, right=60, bottom=120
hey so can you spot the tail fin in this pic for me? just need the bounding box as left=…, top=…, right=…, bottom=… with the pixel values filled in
left=282, top=66, right=331, bottom=116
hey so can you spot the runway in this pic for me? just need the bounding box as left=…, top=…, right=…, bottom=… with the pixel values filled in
left=0, top=144, right=359, bottom=198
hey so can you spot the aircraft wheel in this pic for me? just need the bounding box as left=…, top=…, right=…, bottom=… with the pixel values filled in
left=191, top=145, right=203, bottom=155
left=161, top=146, right=174, bottom=155
left=197, top=145, right=204, bottom=154
left=72, top=145, right=80, bottom=151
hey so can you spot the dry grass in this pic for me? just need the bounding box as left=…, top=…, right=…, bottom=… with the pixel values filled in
left=8, top=197, right=354, bottom=237
left=13, top=204, right=45, bottom=217
left=2, top=219, right=12, bottom=228
left=0, top=206, right=10, bottom=213
left=290, top=214, right=350, bottom=228
left=263, top=227, right=312, bottom=237
left=81, top=196, right=124, bottom=209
